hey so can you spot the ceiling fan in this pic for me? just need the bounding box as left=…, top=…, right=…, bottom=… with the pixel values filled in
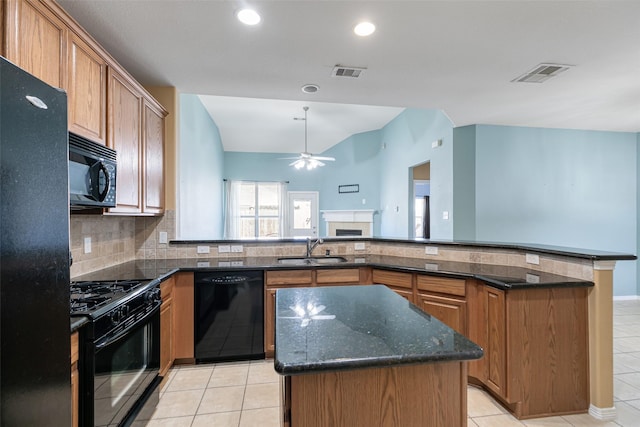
left=281, top=106, right=335, bottom=170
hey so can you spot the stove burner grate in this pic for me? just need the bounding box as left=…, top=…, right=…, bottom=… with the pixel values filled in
left=70, top=279, right=144, bottom=315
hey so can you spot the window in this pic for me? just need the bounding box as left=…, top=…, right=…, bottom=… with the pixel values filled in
left=225, top=181, right=287, bottom=239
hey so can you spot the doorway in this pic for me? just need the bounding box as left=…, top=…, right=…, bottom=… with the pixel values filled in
left=287, top=191, right=319, bottom=238
left=412, top=162, right=431, bottom=239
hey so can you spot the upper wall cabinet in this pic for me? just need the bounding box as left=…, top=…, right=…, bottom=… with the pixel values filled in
left=67, top=32, right=107, bottom=144
left=4, top=0, right=67, bottom=89
left=143, top=99, right=166, bottom=215
left=107, top=67, right=167, bottom=215
left=3, top=0, right=167, bottom=215
left=107, top=67, right=143, bottom=214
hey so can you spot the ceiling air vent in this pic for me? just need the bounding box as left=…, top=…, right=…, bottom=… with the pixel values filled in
left=512, top=63, right=572, bottom=83
left=332, top=65, right=366, bottom=78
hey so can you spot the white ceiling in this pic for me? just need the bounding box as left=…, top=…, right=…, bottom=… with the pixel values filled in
left=58, top=0, right=640, bottom=154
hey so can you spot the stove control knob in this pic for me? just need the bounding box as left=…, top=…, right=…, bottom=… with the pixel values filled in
left=110, top=309, right=121, bottom=325
left=145, top=288, right=161, bottom=304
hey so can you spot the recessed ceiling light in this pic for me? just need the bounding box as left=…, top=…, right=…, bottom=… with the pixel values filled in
left=301, top=84, right=319, bottom=94
left=354, top=22, right=375, bottom=37
left=236, top=8, right=261, bottom=26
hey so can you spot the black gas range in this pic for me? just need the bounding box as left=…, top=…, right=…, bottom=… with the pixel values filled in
left=72, top=279, right=161, bottom=427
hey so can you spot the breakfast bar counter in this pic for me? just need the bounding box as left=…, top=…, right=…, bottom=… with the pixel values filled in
left=274, top=285, right=483, bottom=427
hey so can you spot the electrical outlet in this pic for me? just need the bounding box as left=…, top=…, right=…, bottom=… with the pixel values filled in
left=526, top=273, right=540, bottom=283
left=83, top=237, right=92, bottom=254
left=197, top=245, right=210, bottom=254
left=217, top=261, right=231, bottom=267
left=218, top=245, right=231, bottom=253
left=158, top=231, right=168, bottom=244
left=442, top=211, right=449, bottom=220
left=525, top=253, right=540, bottom=265
left=231, top=245, right=243, bottom=253
left=354, top=242, right=366, bottom=251
left=197, top=261, right=210, bottom=268
left=425, top=246, right=438, bottom=255
left=231, top=260, right=244, bottom=267
left=425, top=263, right=439, bottom=271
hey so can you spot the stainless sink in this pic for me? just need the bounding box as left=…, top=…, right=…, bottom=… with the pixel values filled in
left=277, top=256, right=347, bottom=265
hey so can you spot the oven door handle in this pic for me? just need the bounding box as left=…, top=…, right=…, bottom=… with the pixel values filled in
left=95, top=303, right=160, bottom=350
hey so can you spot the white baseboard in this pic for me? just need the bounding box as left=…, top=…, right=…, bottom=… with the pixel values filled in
left=613, top=295, right=640, bottom=301
left=589, top=404, right=617, bottom=420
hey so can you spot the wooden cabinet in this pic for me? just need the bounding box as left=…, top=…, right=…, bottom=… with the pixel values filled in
left=417, top=294, right=466, bottom=334
left=160, top=276, right=175, bottom=377
left=416, top=275, right=467, bottom=335
left=485, top=286, right=506, bottom=396
left=70, top=331, right=79, bottom=427
left=107, top=67, right=143, bottom=214
left=172, top=272, right=194, bottom=362
left=466, top=280, right=487, bottom=382
left=4, top=0, right=67, bottom=89
left=3, top=0, right=167, bottom=215
left=142, top=99, right=165, bottom=214
left=465, top=282, right=507, bottom=397
left=67, top=31, right=106, bottom=144
left=465, top=280, right=589, bottom=419
left=265, top=287, right=279, bottom=356
left=265, top=270, right=312, bottom=357
left=316, top=268, right=361, bottom=286
left=371, top=269, right=415, bottom=303
left=106, top=67, right=166, bottom=215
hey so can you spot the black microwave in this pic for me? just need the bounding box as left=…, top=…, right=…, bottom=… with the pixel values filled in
left=69, top=132, right=117, bottom=209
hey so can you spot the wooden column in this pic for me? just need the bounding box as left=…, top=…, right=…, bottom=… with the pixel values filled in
left=588, top=261, right=616, bottom=420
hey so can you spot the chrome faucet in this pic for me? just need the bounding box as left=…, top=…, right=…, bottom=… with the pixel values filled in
left=306, top=237, right=323, bottom=257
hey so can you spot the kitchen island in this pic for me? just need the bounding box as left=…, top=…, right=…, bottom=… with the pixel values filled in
left=274, top=285, right=483, bottom=427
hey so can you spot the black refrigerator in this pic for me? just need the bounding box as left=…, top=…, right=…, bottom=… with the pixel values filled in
left=0, top=57, right=71, bottom=425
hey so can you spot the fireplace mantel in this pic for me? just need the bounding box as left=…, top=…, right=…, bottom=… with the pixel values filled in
left=321, top=210, right=375, bottom=237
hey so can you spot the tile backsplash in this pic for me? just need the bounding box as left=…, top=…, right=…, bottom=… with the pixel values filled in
left=70, top=213, right=136, bottom=277
left=70, top=209, right=593, bottom=281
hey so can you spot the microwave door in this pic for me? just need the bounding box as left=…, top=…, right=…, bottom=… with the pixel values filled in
left=89, top=161, right=111, bottom=202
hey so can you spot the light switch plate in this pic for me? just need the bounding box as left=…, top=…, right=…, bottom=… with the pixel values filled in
left=197, top=245, right=210, bottom=254
left=231, top=245, right=243, bottom=253
left=158, top=231, right=168, bottom=244
left=218, top=245, right=231, bottom=253
left=84, top=237, right=92, bottom=254
left=354, top=242, right=366, bottom=251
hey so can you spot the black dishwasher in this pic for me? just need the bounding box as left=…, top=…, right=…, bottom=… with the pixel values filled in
left=195, top=270, right=265, bottom=363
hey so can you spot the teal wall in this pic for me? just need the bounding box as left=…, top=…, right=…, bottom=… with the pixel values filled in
left=318, top=130, right=383, bottom=236
left=177, top=98, right=639, bottom=295
left=464, top=125, right=637, bottom=296
left=178, top=94, right=225, bottom=239
left=452, top=125, right=477, bottom=240
left=222, top=109, right=454, bottom=238
left=378, top=109, right=454, bottom=238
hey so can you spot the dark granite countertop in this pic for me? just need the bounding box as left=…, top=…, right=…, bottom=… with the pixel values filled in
left=72, top=256, right=593, bottom=290
left=273, top=285, right=484, bottom=375
left=71, top=315, right=89, bottom=333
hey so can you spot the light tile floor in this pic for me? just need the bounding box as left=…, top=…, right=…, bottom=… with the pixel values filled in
left=134, top=300, right=640, bottom=426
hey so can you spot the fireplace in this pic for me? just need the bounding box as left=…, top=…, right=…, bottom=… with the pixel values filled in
left=336, top=229, right=363, bottom=237
left=321, top=210, right=374, bottom=237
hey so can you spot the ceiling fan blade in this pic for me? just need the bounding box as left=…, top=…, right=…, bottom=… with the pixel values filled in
left=310, top=156, right=335, bottom=161
left=279, top=156, right=301, bottom=160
